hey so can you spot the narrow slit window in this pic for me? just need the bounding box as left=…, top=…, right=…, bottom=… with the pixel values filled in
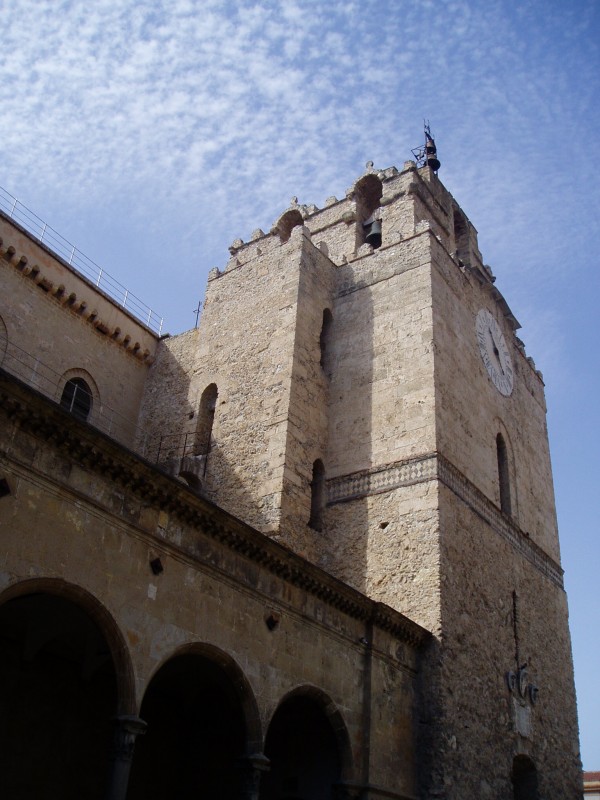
left=497, top=433, right=512, bottom=515
left=309, top=459, right=326, bottom=532
left=319, top=309, right=333, bottom=370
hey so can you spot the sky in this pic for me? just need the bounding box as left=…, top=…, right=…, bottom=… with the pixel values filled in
left=1, top=0, right=599, bottom=771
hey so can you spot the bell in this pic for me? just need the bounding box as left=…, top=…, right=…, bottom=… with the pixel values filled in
left=365, top=220, right=382, bottom=249
left=425, top=135, right=441, bottom=171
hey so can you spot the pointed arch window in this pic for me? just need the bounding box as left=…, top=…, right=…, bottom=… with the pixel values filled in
left=309, top=459, right=326, bottom=532
left=60, top=378, right=92, bottom=422
left=195, top=384, right=218, bottom=456
left=497, top=432, right=512, bottom=515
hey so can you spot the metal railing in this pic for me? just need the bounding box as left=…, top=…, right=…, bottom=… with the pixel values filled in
left=0, top=185, right=164, bottom=335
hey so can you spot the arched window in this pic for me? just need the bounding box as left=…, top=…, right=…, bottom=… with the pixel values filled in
left=60, top=378, right=92, bottom=422
left=195, top=384, right=218, bottom=456
left=497, top=432, right=512, bottom=515
left=319, top=309, right=333, bottom=371
left=309, top=459, right=325, bottom=532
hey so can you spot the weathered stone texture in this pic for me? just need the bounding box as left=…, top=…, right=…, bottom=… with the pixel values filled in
left=0, top=158, right=581, bottom=798
left=0, top=371, right=425, bottom=795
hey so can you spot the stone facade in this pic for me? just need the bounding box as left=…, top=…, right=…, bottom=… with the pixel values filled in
left=0, top=157, right=582, bottom=799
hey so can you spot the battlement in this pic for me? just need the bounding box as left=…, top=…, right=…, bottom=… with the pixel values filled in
left=215, top=161, right=486, bottom=284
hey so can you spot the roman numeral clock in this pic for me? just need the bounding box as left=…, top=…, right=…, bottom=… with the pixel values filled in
left=476, top=308, right=514, bottom=396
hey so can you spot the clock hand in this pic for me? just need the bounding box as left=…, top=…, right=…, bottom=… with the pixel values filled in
left=488, top=327, right=505, bottom=374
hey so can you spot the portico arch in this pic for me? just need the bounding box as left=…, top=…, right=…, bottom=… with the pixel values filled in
left=0, top=579, right=135, bottom=799
left=128, top=642, right=261, bottom=799
left=260, top=685, right=352, bottom=800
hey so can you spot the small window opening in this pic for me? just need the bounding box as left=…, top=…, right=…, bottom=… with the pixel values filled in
left=60, top=378, right=92, bottom=421
left=195, top=383, right=218, bottom=456
left=497, top=433, right=511, bottom=515
left=319, top=309, right=333, bottom=370
left=309, top=459, right=326, bottom=532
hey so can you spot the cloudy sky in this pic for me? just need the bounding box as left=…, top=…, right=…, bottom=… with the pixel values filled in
left=2, top=0, right=599, bottom=770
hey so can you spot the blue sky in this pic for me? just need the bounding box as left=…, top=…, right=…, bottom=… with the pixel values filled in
left=1, top=0, right=599, bottom=771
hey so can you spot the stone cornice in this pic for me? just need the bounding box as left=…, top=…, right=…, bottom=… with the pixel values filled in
left=326, top=452, right=564, bottom=589
left=0, top=213, right=157, bottom=363
left=0, top=367, right=429, bottom=649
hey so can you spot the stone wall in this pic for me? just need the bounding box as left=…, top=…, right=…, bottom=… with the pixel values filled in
left=0, top=366, right=427, bottom=798
left=0, top=214, right=157, bottom=451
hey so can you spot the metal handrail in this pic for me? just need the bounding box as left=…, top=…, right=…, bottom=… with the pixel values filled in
left=0, top=185, right=164, bottom=335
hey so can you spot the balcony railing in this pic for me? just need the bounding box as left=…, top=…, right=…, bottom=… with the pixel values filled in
left=0, top=185, right=164, bottom=335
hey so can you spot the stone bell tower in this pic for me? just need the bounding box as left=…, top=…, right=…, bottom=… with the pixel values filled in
left=138, top=149, right=581, bottom=798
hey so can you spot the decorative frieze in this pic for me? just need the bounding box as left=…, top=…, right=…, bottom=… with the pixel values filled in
left=327, top=452, right=563, bottom=588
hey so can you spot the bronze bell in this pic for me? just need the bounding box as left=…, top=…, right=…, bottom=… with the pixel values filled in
left=425, top=135, right=441, bottom=171
left=365, top=220, right=382, bottom=249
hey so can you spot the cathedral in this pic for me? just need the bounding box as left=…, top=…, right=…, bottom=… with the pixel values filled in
left=0, top=145, right=582, bottom=799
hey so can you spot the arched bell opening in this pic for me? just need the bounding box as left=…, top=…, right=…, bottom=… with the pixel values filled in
left=259, top=688, right=351, bottom=800
left=512, top=754, right=539, bottom=800
left=0, top=589, right=122, bottom=799
left=276, top=209, right=305, bottom=244
left=353, top=173, right=383, bottom=251
left=128, top=647, right=259, bottom=800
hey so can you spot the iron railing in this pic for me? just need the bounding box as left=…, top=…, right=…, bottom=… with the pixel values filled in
left=0, top=185, right=164, bottom=335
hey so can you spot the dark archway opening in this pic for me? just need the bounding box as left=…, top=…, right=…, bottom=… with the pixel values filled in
left=0, top=592, right=118, bottom=800
left=260, top=695, right=341, bottom=800
left=512, top=754, right=539, bottom=800
left=128, top=653, right=246, bottom=800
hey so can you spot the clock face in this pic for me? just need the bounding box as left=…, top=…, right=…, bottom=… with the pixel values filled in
left=475, top=309, right=514, bottom=396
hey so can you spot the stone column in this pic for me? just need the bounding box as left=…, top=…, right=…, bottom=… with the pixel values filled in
left=237, top=753, right=270, bottom=800
left=103, top=714, right=147, bottom=800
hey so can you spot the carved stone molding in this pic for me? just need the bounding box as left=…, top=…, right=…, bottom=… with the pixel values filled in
left=327, top=453, right=563, bottom=588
